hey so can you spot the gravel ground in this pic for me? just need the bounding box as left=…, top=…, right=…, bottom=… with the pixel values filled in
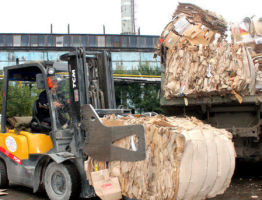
left=1, top=161, right=262, bottom=200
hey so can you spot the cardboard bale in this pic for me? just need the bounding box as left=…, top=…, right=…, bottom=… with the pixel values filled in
left=163, top=41, right=255, bottom=99
left=86, top=115, right=236, bottom=200
left=156, top=3, right=262, bottom=98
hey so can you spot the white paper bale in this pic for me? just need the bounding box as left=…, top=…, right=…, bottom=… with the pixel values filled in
left=178, top=129, right=235, bottom=200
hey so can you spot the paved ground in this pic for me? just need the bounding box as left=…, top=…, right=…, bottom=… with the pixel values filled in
left=0, top=187, right=99, bottom=200
left=0, top=186, right=46, bottom=200
left=2, top=161, right=262, bottom=200
left=210, top=161, right=262, bottom=200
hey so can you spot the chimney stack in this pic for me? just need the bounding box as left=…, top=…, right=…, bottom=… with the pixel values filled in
left=121, top=0, right=135, bottom=35
left=68, top=24, right=70, bottom=34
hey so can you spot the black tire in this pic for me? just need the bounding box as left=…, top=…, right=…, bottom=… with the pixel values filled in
left=44, top=162, right=80, bottom=200
left=0, top=160, right=8, bottom=188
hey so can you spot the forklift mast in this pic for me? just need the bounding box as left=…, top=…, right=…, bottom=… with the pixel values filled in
left=60, top=49, right=146, bottom=162
left=60, top=49, right=115, bottom=118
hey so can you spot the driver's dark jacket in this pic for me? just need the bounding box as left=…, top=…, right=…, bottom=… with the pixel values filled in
left=37, top=90, right=67, bottom=124
left=37, top=90, right=49, bottom=122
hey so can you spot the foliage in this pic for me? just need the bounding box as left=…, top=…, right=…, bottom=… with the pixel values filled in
left=114, top=62, right=161, bottom=75
left=114, top=62, right=162, bottom=114
left=115, top=82, right=161, bottom=114
left=0, top=80, right=3, bottom=112
left=6, top=82, right=40, bottom=117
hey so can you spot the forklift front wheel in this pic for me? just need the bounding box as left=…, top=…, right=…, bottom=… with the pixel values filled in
left=44, top=162, right=79, bottom=200
left=0, top=160, right=8, bottom=188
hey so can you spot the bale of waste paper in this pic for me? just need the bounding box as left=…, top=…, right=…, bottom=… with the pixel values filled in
left=163, top=42, right=254, bottom=99
left=156, top=3, right=259, bottom=98
left=86, top=115, right=236, bottom=200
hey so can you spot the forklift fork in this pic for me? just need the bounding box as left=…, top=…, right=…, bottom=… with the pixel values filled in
left=81, top=104, right=146, bottom=162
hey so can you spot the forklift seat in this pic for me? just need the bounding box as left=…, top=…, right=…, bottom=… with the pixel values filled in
left=7, top=116, right=32, bottom=131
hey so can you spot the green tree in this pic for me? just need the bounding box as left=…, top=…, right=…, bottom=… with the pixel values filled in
left=137, top=62, right=161, bottom=75
left=6, top=82, right=40, bottom=117
left=115, top=82, right=161, bottom=114
left=114, top=62, right=161, bottom=75
left=0, top=80, right=3, bottom=112
left=114, top=63, right=161, bottom=114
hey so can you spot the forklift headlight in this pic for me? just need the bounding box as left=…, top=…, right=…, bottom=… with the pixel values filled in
left=48, top=68, right=55, bottom=75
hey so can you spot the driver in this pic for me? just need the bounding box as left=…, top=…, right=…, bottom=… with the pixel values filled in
left=35, top=77, right=69, bottom=129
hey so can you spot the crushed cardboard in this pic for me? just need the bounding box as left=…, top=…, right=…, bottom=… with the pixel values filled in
left=86, top=115, right=236, bottom=200
left=163, top=43, right=255, bottom=98
left=156, top=3, right=262, bottom=98
left=90, top=169, right=122, bottom=200
left=173, top=3, right=227, bottom=35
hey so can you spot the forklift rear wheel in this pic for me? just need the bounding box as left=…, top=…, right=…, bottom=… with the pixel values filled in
left=44, top=162, right=79, bottom=200
left=0, top=160, right=8, bottom=188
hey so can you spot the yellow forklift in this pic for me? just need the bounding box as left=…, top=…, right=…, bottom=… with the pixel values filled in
left=0, top=49, right=145, bottom=200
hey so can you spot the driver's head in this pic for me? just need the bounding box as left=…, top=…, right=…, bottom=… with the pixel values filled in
left=48, top=76, right=58, bottom=92
left=51, top=78, right=58, bottom=91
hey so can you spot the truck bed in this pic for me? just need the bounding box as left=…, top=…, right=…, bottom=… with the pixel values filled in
left=160, top=94, right=262, bottom=106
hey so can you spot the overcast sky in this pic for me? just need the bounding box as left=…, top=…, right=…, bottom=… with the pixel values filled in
left=0, top=0, right=261, bottom=35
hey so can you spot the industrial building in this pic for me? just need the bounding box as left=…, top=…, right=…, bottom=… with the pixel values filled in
left=0, top=33, right=160, bottom=73
left=0, top=0, right=160, bottom=73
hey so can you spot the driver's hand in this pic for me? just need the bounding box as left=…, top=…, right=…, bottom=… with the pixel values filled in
left=39, top=103, right=49, bottom=109
left=53, top=101, right=63, bottom=108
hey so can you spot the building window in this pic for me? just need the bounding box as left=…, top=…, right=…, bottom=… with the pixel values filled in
left=81, top=36, right=88, bottom=47
left=105, top=36, right=113, bottom=47
left=97, top=36, right=105, bottom=47
left=129, top=36, right=137, bottom=48
left=89, top=36, right=97, bottom=47
left=38, top=35, right=45, bottom=46
left=5, top=35, right=13, bottom=46
left=112, top=36, right=120, bottom=47
left=138, top=37, right=146, bottom=48
left=30, top=35, right=38, bottom=47
left=56, top=36, right=63, bottom=47
left=72, top=36, right=80, bottom=47
left=21, top=35, right=29, bottom=46
left=121, top=36, right=129, bottom=48
left=64, top=35, right=71, bottom=47
left=0, top=36, right=4, bottom=46
left=146, top=37, right=153, bottom=48
left=140, top=52, right=155, bottom=62
left=13, top=35, right=21, bottom=47
left=47, top=51, right=67, bottom=62
left=47, top=35, right=55, bottom=47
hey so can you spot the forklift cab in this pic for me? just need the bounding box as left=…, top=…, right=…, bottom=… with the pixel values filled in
left=0, top=62, right=70, bottom=161
left=0, top=50, right=135, bottom=161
